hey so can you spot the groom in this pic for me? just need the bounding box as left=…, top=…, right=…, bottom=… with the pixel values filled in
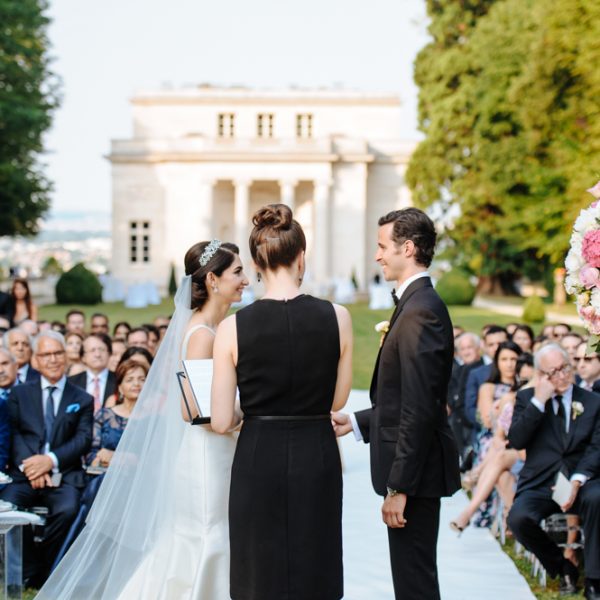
left=333, top=208, right=460, bottom=599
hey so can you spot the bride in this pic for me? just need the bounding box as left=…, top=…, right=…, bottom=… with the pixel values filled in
left=36, top=240, right=248, bottom=600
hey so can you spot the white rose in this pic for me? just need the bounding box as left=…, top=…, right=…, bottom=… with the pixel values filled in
left=565, top=273, right=581, bottom=294
left=570, top=231, right=583, bottom=253
left=590, top=288, right=600, bottom=312
left=565, top=249, right=584, bottom=274
left=574, top=208, right=599, bottom=232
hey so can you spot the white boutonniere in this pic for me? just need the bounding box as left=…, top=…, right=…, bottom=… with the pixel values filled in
left=375, top=321, right=390, bottom=347
left=572, top=401, right=585, bottom=421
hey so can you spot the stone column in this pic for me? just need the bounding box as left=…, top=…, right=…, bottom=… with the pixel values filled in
left=234, top=179, right=251, bottom=269
left=279, top=180, right=297, bottom=212
left=198, top=180, right=214, bottom=241
left=313, top=180, right=331, bottom=293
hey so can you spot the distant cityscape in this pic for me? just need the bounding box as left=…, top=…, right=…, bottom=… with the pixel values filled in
left=0, top=211, right=111, bottom=279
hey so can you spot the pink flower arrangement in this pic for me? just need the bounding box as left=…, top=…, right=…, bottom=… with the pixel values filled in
left=565, top=179, right=600, bottom=344
left=582, top=230, right=600, bottom=267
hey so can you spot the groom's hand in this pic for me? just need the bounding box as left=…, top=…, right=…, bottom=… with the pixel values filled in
left=382, top=493, right=407, bottom=528
left=331, top=412, right=353, bottom=437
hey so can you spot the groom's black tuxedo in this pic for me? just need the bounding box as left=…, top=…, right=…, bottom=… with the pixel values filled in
left=507, top=385, right=600, bottom=581
left=354, top=276, right=460, bottom=599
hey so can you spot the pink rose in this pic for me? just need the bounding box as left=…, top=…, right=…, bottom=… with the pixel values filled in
left=580, top=305, right=596, bottom=320
left=582, top=230, right=600, bottom=268
left=587, top=180, right=600, bottom=199
left=580, top=266, right=600, bottom=289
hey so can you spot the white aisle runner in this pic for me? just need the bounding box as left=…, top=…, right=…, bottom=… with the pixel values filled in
left=341, top=390, right=534, bottom=600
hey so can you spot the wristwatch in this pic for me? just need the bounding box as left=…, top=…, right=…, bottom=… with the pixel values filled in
left=387, top=487, right=401, bottom=497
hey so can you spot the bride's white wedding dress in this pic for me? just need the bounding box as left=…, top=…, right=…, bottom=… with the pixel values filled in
left=118, top=325, right=237, bottom=599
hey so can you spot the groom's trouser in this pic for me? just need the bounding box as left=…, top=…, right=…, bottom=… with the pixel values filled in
left=387, top=497, right=440, bottom=600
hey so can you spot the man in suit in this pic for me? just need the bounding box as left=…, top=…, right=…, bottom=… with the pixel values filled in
left=448, top=332, right=484, bottom=464
left=3, top=328, right=40, bottom=384
left=574, top=342, right=600, bottom=393
left=332, top=208, right=460, bottom=599
left=0, top=347, right=17, bottom=470
left=0, top=331, right=93, bottom=587
left=507, top=343, right=600, bottom=599
left=68, top=333, right=116, bottom=413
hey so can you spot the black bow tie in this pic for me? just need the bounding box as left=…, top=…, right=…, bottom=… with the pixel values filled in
left=391, top=289, right=399, bottom=305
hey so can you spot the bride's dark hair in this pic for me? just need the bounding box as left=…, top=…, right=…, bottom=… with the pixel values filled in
left=250, top=204, right=306, bottom=271
left=184, top=241, right=239, bottom=310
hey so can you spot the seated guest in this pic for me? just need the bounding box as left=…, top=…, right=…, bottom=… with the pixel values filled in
left=116, top=346, right=153, bottom=371
left=575, top=342, right=600, bottom=393
left=553, top=323, right=572, bottom=342
left=112, top=321, right=131, bottom=340
left=53, top=359, right=148, bottom=562
left=505, top=322, right=519, bottom=337
left=507, top=344, right=600, bottom=598
left=448, top=332, right=484, bottom=462
left=562, top=332, right=585, bottom=367
left=90, top=313, right=109, bottom=335
left=65, top=310, right=85, bottom=336
left=464, top=326, right=509, bottom=437
left=511, top=324, right=534, bottom=353
left=51, top=321, right=66, bottom=334
left=0, top=331, right=93, bottom=587
left=126, top=327, right=149, bottom=350
left=0, top=316, right=10, bottom=334
left=68, top=334, right=116, bottom=414
left=10, top=278, right=38, bottom=325
left=64, top=332, right=85, bottom=377
left=3, top=328, right=39, bottom=384
left=0, top=348, right=17, bottom=470
left=142, top=324, right=160, bottom=355
left=19, top=319, right=39, bottom=338
left=450, top=353, right=534, bottom=533
left=108, top=338, right=127, bottom=372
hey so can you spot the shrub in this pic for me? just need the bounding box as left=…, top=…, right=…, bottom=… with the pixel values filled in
left=55, top=263, right=102, bottom=305
left=168, top=263, right=177, bottom=296
left=522, top=295, right=546, bottom=324
left=435, top=269, right=476, bottom=306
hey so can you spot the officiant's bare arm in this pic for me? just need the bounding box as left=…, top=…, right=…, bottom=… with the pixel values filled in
left=179, top=327, right=214, bottom=421
left=331, top=304, right=353, bottom=412
left=211, top=315, right=240, bottom=433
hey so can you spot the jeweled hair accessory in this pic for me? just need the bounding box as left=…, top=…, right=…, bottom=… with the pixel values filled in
left=199, top=239, right=222, bottom=267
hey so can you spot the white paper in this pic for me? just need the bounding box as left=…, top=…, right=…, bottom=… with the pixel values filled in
left=552, top=471, right=572, bottom=507
left=182, top=359, right=213, bottom=417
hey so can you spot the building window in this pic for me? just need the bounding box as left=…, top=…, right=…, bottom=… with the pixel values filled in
left=257, top=113, right=274, bottom=138
left=130, top=221, right=150, bottom=263
left=218, top=113, right=235, bottom=138
left=296, top=113, right=313, bottom=138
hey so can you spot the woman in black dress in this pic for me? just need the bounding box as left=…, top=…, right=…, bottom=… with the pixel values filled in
left=212, top=204, right=353, bottom=600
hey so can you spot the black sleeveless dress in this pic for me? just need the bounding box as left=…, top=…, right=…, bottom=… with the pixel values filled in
left=229, top=295, right=343, bottom=600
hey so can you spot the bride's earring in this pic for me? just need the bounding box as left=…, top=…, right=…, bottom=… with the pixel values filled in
left=212, top=285, right=218, bottom=294
left=257, top=273, right=262, bottom=282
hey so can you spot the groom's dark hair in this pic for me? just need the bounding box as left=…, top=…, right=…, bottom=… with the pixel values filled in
left=378, top=208, right=437, bottom=267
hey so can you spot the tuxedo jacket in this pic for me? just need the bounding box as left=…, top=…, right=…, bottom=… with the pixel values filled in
left=0, top=388, right=10, bottom=470
left=355, top=277, right=461, bottom=498
left=448, top=358, right=485, bottom=418
left=24, top=364, right=41, bottom=384
left=7, top=380, right=94, bottom=487
left=508, top=386, right=600, bottom=495
left=68, top=370, right=116, bottom=405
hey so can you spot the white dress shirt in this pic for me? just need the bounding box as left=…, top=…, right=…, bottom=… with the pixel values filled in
left=17, top=363, right=30, bottom=384
left=350, top=272, right=431, bottom=442
left=530, top=385, right=587, bottom=485
left=85, top=368, right=109, bottom=401
left=41, top=375, right=66, bottom=470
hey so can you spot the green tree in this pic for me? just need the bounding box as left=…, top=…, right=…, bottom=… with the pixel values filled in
left=0, top=0, right=60, bottom=236
left=408, top=0, right=600, bottom=294
left=42, top=255, right=62, bottom=276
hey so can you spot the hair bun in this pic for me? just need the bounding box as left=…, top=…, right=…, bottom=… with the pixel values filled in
left=252, top=204, right=293, bottom=231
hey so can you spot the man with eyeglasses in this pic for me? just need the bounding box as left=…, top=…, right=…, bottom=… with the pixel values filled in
left=507, top=343, right=600, bottom=599
left=0, top=331, right=93, bottom=588
left=68, top=333, right=116, bottom=413
left=575, top=342, right=600, bottom=394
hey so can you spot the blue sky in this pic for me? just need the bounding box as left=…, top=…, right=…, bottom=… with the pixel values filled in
left=44, top=0, right=430, bottom=219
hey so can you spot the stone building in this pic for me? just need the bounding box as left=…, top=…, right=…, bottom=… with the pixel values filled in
left=109, top=86, right=415, bottom=293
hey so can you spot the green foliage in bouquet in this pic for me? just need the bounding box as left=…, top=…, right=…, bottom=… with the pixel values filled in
left=56, top=263, right=102, bottom=305
left=522, top=295, right=546, bottom=324
left=436, top=270, right=476, bottom=306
